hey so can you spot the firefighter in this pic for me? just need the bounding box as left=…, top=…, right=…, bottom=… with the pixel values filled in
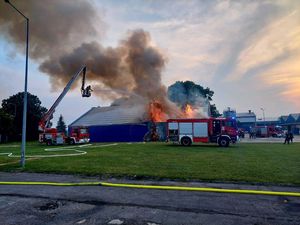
left=284, top=131, right=290, bottom=144
left=289, top=132, right=294, bottom=143
left=82, top=85, right=92, bottom=97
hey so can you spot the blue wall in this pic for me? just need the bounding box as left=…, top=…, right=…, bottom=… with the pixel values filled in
left=89, top=123, right=149, bottom=142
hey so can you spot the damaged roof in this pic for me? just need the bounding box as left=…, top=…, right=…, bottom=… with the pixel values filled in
left=69, top=105, right=147, bottom=127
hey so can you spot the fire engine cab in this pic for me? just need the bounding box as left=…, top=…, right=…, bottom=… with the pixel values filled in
left=167, top=117, right=238, bottom=147
left=68, top=126, right=90, bottom=144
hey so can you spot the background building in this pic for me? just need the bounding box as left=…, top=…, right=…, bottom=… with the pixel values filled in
left=256, top=117, right=280, bottom=126
left=279, top=113, right=300, bottom=135
left=223, top=107, right=237, bottom=119
left=236, top=110, right=256, bottom=132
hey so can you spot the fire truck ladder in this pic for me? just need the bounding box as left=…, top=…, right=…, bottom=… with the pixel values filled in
left=38, top=66, right=91, bottom=132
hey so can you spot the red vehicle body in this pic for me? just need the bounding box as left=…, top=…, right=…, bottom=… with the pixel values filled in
left=39, top=66, right=92, bottom=145
left=167, top=117, right=238, bottom=147
left=254, top=126, right=283, bottom=138
left=69, top=127, right=90, bottom=144
left=39, top=127, right=90, bottom=145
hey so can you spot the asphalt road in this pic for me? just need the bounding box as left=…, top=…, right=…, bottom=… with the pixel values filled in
left=0, top=173, right=300, bottom=225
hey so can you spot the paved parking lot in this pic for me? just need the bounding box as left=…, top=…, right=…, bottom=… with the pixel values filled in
left=240, top=135, right=300, bottom=143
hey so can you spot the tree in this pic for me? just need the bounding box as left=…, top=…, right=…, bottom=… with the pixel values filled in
left=168, top=81, right=221, bottom=117
left=0, top=108, right=14, bottom=142
left=56, top=114, right=67, bottom=134
left=1, top=92, right=48, bottom=141
left=209, top=104, right=221, bottom=118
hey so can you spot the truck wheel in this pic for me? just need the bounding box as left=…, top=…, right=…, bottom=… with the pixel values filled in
left=46, top=140, right=52, bottom=146
left=181, top=137, right=192, bottom=146
left=69, top=139, right=75, bottom=145
left=218, top=137, right=229, bottom=147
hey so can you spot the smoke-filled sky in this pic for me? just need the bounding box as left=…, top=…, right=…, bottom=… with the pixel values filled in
left=0, top=0, right=299, bottom=124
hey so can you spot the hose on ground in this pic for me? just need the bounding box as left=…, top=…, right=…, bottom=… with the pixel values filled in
left=0, top=181, right=299, bottom=197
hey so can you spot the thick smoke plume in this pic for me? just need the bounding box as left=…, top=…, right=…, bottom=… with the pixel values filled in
left=40, top=29, right=183, bottom=120
left=0, top=0, right=182, bottom=121
left=0, top=0, right=99, bottom=61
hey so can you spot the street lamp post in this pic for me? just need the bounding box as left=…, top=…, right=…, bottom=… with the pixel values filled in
left=4, top=0, right=29, bottom=168
left=260, top=108, right=265, bottom=126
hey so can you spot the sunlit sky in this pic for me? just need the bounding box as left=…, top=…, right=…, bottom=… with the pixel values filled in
left=0, top=0, right=299, bottom=124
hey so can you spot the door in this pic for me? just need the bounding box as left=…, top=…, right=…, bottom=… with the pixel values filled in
left=193, top=122, right=208, bottom=137
left=179, top=123, right=193, bottom=135
left=212, top=120, right=221, bottom=135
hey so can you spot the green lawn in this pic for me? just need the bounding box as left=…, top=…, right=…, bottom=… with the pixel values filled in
left=0, top=142, right=299, bottom=185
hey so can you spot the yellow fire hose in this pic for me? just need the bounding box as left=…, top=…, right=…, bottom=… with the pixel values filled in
left=0, top=181, right=299, bottom=197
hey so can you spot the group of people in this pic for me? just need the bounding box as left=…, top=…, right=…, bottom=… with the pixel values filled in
left=284, top=132, right=294, bottom=144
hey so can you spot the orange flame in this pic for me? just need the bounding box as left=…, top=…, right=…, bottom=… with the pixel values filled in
left=149, top=101, right=167, bottom=122
left=184, top=104, right=194, bottom=118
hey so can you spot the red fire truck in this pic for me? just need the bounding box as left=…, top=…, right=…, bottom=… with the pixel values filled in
left=253, top=125, right=284, bottom=138
left=167, top=117, right=238, bottom=147
left=39, top=66, right=92, bottom=145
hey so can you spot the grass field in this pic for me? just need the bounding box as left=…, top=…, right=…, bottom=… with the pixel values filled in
left=0, top=142, right=299, bottom=185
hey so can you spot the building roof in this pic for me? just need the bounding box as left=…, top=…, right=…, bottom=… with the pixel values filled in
left=291, top=113, right=300, bottom=121
left=286, top=113, right=300, bottom=123
left=279, top=115, right=289, bottom=122
left=69, top=105, right=147, bottom=127
left=257, top=117, right=279, bottom=122
left=236, top=112, right=256, bottom=123
left=236, top=112, right=256, bottom=118
left=278, top=113, right=300, bottom=125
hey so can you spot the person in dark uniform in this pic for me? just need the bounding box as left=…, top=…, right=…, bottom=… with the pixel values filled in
left=289, top=132, right=294, bottom=143
left=284, top=132, right=290, bottom=144
left=82, top=85, right=92, bottom=97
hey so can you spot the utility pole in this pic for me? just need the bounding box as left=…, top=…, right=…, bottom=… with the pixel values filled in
left=260, top=108, right=265, bottom=126
left=4, top=0, right=29, bottom=167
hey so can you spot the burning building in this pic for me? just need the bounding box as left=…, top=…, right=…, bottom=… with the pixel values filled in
left=69, top=105, right=149, bottom=142
left=69, top=97, right=172, bottom=142
left=69, top=101, right=207, bottom=143
left=68, top=98, right=175, bottom=142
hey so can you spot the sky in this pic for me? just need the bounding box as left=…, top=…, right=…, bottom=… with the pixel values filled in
left=0, top=0, right=299, bottom=124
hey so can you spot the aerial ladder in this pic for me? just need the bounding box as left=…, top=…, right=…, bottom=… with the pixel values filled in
left=38, top=66, right=92, bottom=145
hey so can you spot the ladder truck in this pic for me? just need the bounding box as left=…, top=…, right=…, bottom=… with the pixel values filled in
left=38, top=66, right=92, bottom=145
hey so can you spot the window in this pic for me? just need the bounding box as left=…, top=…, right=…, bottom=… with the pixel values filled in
left=169, top=129, right=178, bottom=136
left=224, top=120, right=237, bottom=128
left=80, top=128, right=88, bottom=134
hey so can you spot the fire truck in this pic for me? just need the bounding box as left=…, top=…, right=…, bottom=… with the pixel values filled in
left=252, top=125, right=284, bottom=138
left=38, top=66, right=92, bottom=145
left=167, top=117, right=238, bottom=147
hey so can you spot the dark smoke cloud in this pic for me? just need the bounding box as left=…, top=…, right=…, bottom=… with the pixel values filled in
left=40, top=29, right=182, bottom=119
left=40, top=41, right=132, bottom=90
left=0, top=0, right=100, bottom=60
left=40, top=30, right=165, bottom=96
left=0, top=1, right=182, bottom=120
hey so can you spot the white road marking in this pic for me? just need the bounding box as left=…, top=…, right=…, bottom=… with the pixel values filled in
left=0, top=143, right=118, bottom=158
left=0, top=145, right=19, bottom=148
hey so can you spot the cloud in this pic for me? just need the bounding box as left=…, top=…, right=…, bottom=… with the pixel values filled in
left=1, top=0, right=300, bottom=117
left=230, top=6, right=300, bottom=107
left=259, top=55, right=300, bottom=107
left=233, top=10, right=300, bottom=78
